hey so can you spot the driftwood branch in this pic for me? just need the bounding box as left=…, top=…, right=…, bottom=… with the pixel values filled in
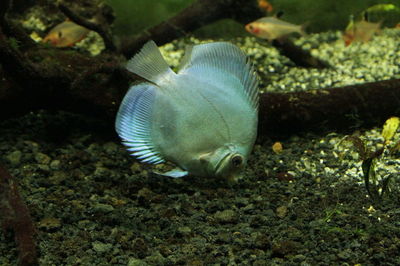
left=58, top=3, right=116, bottom=52
left=0, top=165, right=37, bottom=265
left=258, top=79, right=400, bottom=137
left=272, top=38, right=331, bottom=69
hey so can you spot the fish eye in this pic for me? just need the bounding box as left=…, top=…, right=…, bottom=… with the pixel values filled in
left=231, top=155, right=243, bottom=167
left=248, top=25, right=253, bottom=30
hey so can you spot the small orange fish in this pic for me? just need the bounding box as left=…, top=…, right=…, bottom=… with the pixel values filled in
left=343, top=18, right=381, bottom=46
left=395, top=23, right=400, bottom=29
left=245, top=16, right=305, bottom=41
left=258, top=0, right=273, bottom=13
left=43, top=21, right=90, bottom=47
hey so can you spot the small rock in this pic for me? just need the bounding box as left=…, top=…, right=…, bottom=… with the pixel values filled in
left=132, top=238, right=148, bottom=257
left=242, top=203, right=255, bottom=212
left=24, top=140, right=39, bottom=152
left=37, top=164, right=50, bottom=172
left=137, top=187, right=157, bottom=203
left=337, top=248, right=352, bottom=259
left=276, top=206, right=288, bottom=218
left=92, top=241, right=113, bottom=253
left=6, top=150, right=22, bottom=166
left=276, top=172, right=294, bottom=182
left=215, top=232, right=232, bottom=243
left=130, top=162, right=142, bottom=173
left=93, top=166, right=110, bottom=179
left=38, top=217, right=61, bottom=231
left=35, top=152, right=51, bottom=164
left=49, top=171, right=67, bottom=185
left=50, top=160, right=61, bottom=170
left=128, top=258, right=148, bottom=266
left=86, top=143, right=100, bottom=154
left=177, top=226, right=192, bottom=237
left=292, top=254, right=307, bottom=263
left=272, top=240, right=300, bottom=257
left=250, top=215, right=269, bottom=227
left=213, top=209, right=238, bottom=224
left=103, top=142, right=118, bottom=153
left=92, top=203, right=114, bottom=213
left=251, top=232, right=271, bottom=250
left=144, top=252, right=167, bottom=265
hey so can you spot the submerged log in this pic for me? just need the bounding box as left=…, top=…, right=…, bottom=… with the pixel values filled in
left=258, top=79, right=400, bottom=136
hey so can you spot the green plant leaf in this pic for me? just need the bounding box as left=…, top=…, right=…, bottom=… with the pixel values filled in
left=382, top=116, right=400, bottom=144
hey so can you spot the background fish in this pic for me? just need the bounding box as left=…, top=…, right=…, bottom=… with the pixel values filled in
left=115, top=41, right=259, bottom=180
left=245, top=16, right=306, bottom=41
left=258, top=0, right=273, bottom=13
left=343, top=17, right=381, bottom=46
left=43, top=21, right=90, bottom=47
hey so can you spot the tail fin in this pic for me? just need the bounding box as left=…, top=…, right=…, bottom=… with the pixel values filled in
left=126, top=41, right=176, bottom=86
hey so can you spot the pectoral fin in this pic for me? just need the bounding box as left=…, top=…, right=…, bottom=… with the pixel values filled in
left=154, top=168, right=189, bottom=178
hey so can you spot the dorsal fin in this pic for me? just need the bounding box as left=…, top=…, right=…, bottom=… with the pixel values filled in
left=126, top=41, right=176, bottom=86
left=178, top=42, right=259, bottom=110
left=115, top=83, right=165, bottom=164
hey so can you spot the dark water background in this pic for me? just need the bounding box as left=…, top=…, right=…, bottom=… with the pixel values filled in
left=106, top=0, right=400, bottom=38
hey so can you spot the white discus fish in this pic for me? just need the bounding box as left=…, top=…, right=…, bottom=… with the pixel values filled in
left=115, top=41, right=259, bottom=180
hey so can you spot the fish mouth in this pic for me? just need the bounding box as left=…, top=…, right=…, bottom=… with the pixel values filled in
left=214, top=152, right=232, bottom=177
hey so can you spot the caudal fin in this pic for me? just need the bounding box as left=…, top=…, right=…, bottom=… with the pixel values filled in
left=126, top=41, right=176, bottom=86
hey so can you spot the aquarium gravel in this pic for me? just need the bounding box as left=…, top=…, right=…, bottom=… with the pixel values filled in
left=160, top=29, right=400, bottom=92
left=1, top=110, right=400, bottom=265
left=1, top=28, right=400, bottom=264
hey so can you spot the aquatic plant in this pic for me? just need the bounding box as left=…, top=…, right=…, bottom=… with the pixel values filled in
left=343, top=117, right=400, bottom=201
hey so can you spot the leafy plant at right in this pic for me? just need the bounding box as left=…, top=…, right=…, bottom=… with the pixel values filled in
left=343, top=117, right=400, bottom=201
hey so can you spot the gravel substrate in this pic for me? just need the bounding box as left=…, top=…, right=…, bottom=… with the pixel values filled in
left=1, top=29, right=400, bottom=265
left=160, top=29, right=400, bottom=92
